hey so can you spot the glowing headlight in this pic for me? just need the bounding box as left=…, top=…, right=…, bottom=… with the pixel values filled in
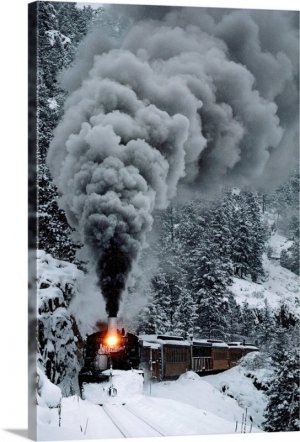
left=106, top=335, right=118, bottom=347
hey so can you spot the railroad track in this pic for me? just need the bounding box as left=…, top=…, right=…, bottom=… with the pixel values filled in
left=100, top=403, right=166, bottom=438
left=124, top=404, right=166, bottom=436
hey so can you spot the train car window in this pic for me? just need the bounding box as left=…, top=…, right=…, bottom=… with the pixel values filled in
left=165, top=346, right=189, bottom=363
left=193, top=346, right=212, bottom=357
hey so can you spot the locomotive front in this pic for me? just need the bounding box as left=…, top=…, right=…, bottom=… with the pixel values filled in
left=78, top=317, right=141, bottom=397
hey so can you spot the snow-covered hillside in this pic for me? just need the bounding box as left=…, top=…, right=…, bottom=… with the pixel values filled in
left=230, top=234, right=299, bottom=316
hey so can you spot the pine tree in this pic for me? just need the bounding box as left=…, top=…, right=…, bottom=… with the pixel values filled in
left=137, top=300, right=158, bottom=335
left=227, top=293, right=243, bottom=340
left=173, top=287, right=197, bottom=338
left=240, top=301, right=257, bottom=339
left=275, top=302, right=298, bottom=329
left=209, top=194, right=234, bottom=262
left=230, top=196, right=253, bottom=278
left=191, top=243, right=232, bottom=338
left=263, top=329, right=300, bottom=432
left=274, top=169, right=300, bottom=238
left=257, top=301, right=276, bottom=345
left=152, top=206, right=187, bottom=329
left=243, top=191, right=266, bottom=282
left=139, top=203, right=199, bottom=336
left=151, top=272, right=173, bottom=334
left=230, top=190, right=266, bottom=281
left=280, top=240, right=300, bottom=275
left=37, top=2, right=96, bottom=262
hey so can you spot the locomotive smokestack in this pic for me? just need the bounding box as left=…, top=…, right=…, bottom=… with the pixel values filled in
left=105, top=317, right=119, bottom=348
left=107, top=317, right=117, bottom=335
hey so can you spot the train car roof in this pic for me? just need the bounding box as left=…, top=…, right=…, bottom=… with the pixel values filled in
left=228, top=342, right=259, bottom=350
left=192, top=339, right=212, bottom=347
left=139, top=334, right=191, bottom=347
left=157, top=335, right=185, bottom=341
left=211, top=342, right=229, bottom=348
left=141, top=341, right=161, bottom=350
left=192, top=339, right=228, bottom=348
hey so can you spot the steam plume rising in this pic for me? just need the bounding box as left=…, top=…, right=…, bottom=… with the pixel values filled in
left=47, top=6, right=299, bottom=316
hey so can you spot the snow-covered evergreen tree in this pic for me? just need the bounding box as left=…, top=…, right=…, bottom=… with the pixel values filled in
left=173, top=287, right=197, bottom=338
left=150, top=272, right=173, bottom=334
left=280, top=240, right=300, bottom=275
left=230, top=191, right=266, bottom=281
left=274, top=169, right=299, bottom=238
left=266, top=169, right=299, bottom=276
left=240, top=301, right=257, bottom=339
left=209, top=194, right=234, bottom=262
left=243, top=191, right=266, bottom=282
left=150, top=206, right=191, bottom=331
left=37, top=2, right=97, bottom=262
left=256, top=301, right=276, bottom=346
left=227, top=293, right=243, bottom=340
left=263, top=328, right=300, bottom=432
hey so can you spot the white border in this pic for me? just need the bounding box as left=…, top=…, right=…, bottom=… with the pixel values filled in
left=0, top=0, right=298, bottom=441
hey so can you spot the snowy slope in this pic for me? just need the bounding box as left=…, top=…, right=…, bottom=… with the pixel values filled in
left=150, top=371, right=245, bottom=425
left=267, top=232, right=293, bottom=259
left=230, top=253, right=299, bottom=314
left=205, top=353, right=273, bottom=428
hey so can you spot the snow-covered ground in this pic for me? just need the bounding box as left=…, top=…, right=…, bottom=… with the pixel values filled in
left=37, top=369, right=261, bottom=440
left=230, top=251, right=299, bottom=314
left=267, top=231, right=293, bottom=260
left=205, top=353, right=273, bottom=428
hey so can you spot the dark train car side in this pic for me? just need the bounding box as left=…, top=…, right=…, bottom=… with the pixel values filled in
left=228, top=342, right=258, bottom=368
left=192, top=339, right=230, bottom=373
left=139, top=335, right=192, bottom=380
left=140, top=335, right=258, bottom=379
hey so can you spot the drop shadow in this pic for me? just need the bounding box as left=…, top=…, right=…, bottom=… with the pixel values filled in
left=4, top=429, right=29, bottom=440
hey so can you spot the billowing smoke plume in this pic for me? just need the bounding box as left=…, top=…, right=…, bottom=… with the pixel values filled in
left=47, top=5, right=299, bottom=316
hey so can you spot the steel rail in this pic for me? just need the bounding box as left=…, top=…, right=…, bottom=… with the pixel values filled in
left=124, top=404, right=166, bottom=436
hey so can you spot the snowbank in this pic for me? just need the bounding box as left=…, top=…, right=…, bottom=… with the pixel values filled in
left=82, top=369, right=144, bottom=404
left=150, top=370, right=247, bottom=426
left=37, top=367, right=62, bottom=409
left=205, top=353, right=272, bottom=428
left=37, top=368, right=62, bottom=434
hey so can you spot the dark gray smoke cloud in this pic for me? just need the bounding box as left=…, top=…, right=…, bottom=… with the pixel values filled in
left=47, top=5, right=299, bottom=315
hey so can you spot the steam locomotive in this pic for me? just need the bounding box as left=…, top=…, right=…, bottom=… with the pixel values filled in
left=78, top=317, right=258, bottom=395
left=78, top=317, right=140, bottom=394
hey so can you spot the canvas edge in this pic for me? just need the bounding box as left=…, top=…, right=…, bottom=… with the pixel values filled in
left=28, top=2, right=38, bottom=440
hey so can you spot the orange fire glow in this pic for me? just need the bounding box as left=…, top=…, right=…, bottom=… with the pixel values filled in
left=104, top=334, right=119, bottom=347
